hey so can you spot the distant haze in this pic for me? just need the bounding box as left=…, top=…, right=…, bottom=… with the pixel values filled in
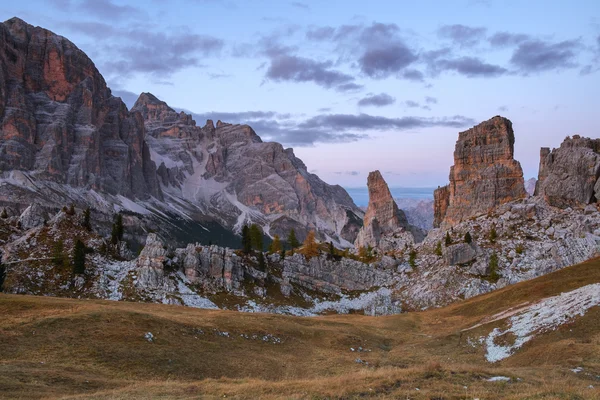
left=346, top=187, right=435, bottom=207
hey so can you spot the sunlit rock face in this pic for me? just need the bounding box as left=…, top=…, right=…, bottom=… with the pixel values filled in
left=434, top=116, right=526, bottom=228
left=0, top=18, right=161, bottom=199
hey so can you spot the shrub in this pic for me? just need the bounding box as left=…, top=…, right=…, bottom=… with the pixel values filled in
left=409, top=248, right=417, bottom=268
left=66, top=204, right=76, bottom=216
left=435, top=241, right=443, bottom=257
left=52, top=240, right=67, bottom=268
left=489, top=226, right=498, bottom=243
left=0, top=209, right=7, bottom=219
left=515, top=243, right=525, bottom=255
left=488, top=253, right=500, bottom=282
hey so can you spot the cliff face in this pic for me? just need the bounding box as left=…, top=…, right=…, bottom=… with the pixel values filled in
left=355, top=170, right=424, bottom=249
left=535, top=136, right=600, bottom=208
left=132, top=93, right=364, bottom=245
left=434, top=116, right=526, bottom=228
left=0, top=18, right=161, bottom=199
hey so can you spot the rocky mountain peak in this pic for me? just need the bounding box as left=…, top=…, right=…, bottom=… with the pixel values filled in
left=355, top=170, right=423, bottom=250
left=433, top=116, right=526, bottom=228
left=0, top=18, right=161, bottom=199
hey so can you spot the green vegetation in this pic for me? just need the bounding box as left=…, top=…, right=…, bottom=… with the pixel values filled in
left=516, top=243, right=525, bottom=255
left=489, top=226, right=498, bottom=243
left=488, top=252, right=500, bottom=283
left=241, top=225, right=252, bottom=254
left=464, top=231, right=472, bottom=244
left=445, top=231, right=452, bottom=247
left=110, top=214, right=124, bottom=245
left=249, top=224, right=263, bottom=251
left=82, top=207, right=92, bottom=231
left=0, top=208, right=7, bottom=219
left=72, top=239, right=86, bottom=275
left=408, top=248, right=417, bottom=268
left=435, top=241, right=443, bottom=257
left=52, top=239, right=68, bottom=268
left=287, top=229, right=300, bottom=250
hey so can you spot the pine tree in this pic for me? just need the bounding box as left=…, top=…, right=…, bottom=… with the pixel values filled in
left=301, top=231, right=319, bottom=259
left=72, top=239, right=86, bottom=275
left=279, top=248, right=286, bottom=259
left=249, top=224, right=263, bottom=251
left=269, top=234, right=282, bottom=254
left=328, top=242, right=336, bottom=257
left=464, top=231, right=472, bottom=244
left=52, top=240, right=67, bottom=268
left=444, top=231, right=452, bottom=247
left=82, top=207, right=92, bottom=231
left=111, top=214, right=124, bottom=245
left=0, top=208, right=7, bottom=219
left=241, top=225, right=252, bottom=254
left=287, top=229, right=300, bottom=249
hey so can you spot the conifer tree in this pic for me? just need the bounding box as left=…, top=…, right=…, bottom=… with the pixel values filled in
left=0, top=208, right=7, bottom=219
left=82, top=207, right=92, bottom=231
left=328, top=241, right=335, bottom=257
left=464, top=231, right=472, bottom=244
left=287, top=229, right=300, bottom=249
left=489, top=226, right=497, bottom=243
left=249, top=224, right=263, bottom=251
left=241, top=225, right=252, bottom=254
left=257, top=251, right=266, bottom=270
left=435, top=241, right=443, bottom=257
left=73, top=239, right=86, bottom=274
left=445, top=231, right=452, bottom=247
left=301, top=231, right=319, bottom=259
left=111, top=214, right=124, bottom=245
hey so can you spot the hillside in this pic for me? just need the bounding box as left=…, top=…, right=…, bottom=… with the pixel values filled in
left=2, top=257, right=599, bottom=399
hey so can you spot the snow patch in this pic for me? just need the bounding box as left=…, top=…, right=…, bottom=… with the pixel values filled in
left=483, top=283, right=600, bottom=363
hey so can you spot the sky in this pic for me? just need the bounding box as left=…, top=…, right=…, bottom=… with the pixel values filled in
left=2, top=0, right=599, bottom=188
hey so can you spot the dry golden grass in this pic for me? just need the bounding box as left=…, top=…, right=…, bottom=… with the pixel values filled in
left=2, top=257, right=600, bottom=399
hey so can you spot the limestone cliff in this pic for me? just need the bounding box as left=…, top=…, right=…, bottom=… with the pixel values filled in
left=535, top=135, right=600, bottom=208
left=434, top=116, right=526, bottom=228
left=355, top=171, right=424, bottom=250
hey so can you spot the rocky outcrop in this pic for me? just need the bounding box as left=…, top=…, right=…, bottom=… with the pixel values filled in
left=434, top=116, right=526, bottom=228
left=355, top=171, right=424, bottom=250
left=395, top=198, right=435, bottom=231
left=133, top=92, right=364, bottom=245
left=136, top=234, right=166, bottom=287
left=18, top=202, right=48, bottom=230
left=0, top=18, right=161, bottom=199
left=282, top=253, right=394, bottom=294
left=535, top=136, right=600, bottom=208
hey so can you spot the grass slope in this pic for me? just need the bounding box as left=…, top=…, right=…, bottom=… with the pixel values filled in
left=1, top=257, right=600, bottom=399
